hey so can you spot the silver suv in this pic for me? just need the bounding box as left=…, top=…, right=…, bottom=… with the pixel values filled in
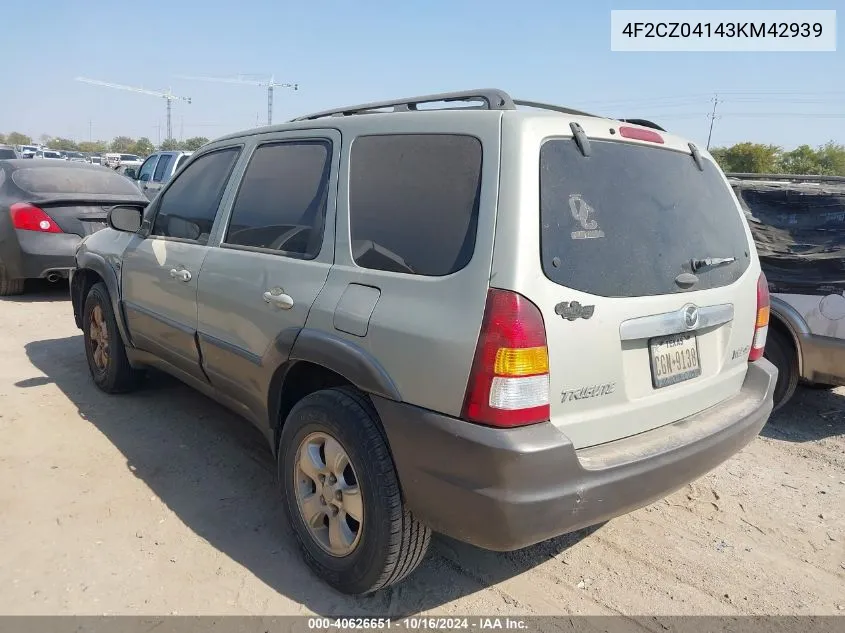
left=69, top=89, right=777, bottom=595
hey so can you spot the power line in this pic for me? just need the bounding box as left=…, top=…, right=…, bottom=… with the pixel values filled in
left=706, top=95, right=720, bottom=150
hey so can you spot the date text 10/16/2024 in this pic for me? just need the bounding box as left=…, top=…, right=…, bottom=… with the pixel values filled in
left=308, top=618, right=529, bottom=630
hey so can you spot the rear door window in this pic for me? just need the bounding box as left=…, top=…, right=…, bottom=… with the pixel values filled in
left=224, top=140, right=332, bottom=259
left=539, top=139, right=751, bottom=297
left=348, top=134, right=482, bottom=276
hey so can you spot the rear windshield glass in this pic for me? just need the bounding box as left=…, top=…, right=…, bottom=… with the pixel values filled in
left=539, top=139, right=751, bottom=297
left=0, top=149, right=16, bottom=159
left=12, top=167, right=143, bottom=196
left=121, top=154, right=139, bottom=161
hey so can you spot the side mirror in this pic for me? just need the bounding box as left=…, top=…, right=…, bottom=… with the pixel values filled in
left=108, top=206, right=144, bottom=233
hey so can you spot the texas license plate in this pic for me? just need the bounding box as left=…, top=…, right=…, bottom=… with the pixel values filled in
left=649, top=332, right=701, bottom=388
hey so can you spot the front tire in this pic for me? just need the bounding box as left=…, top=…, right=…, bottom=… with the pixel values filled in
left=82, top=282, right=141, bottom=393
left=279, top=388, right=431, bottom=595
left=764, top=328, right=798, bottom=411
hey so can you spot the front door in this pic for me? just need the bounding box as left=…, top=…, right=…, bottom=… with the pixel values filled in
left=121, top=146, right=243, bottom=381
left=196, top=130, right=340, bottom=427
left=145, top=152, right=175, bottom=200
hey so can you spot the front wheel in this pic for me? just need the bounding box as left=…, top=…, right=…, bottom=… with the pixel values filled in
left=279, top=388, right=431, bottom=595
left=82, top=282, right=141, bottom=393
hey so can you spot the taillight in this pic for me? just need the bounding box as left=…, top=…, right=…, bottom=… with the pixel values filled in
left=749, top=272, right=770, bottom=361
left=462, top=289, right=551, bottom=427
left=10, top=203, right=63, bottom=233
left=618, top=125, right=665, bottom=144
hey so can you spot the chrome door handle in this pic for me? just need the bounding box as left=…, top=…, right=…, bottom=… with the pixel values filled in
left=169, top=268, right=192, bottom=282
left=263, top=289, right=294, bottom=310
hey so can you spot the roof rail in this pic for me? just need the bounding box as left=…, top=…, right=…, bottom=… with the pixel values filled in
left=727, top=173, right=845, bottom=184
left=618, top=118, right=666, bottom=132
left=512, top=99, right=602, bottom=119
left=290, top=89, right=516, bottom=121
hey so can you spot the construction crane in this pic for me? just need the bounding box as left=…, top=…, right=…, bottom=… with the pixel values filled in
left=75, top=77, right=191, bottom=142
left=176, top=74, right=297, bottom=126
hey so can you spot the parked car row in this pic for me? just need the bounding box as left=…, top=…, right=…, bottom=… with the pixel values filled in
left=63, top=89, right=778, bottom=596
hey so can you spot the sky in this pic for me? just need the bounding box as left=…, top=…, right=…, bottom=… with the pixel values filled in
left=2, top=0, right=842, bottom=150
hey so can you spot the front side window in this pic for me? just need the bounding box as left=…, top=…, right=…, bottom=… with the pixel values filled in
left=224, top=140, right=332, bottom=259
left=348, top=134, right=482, bottom=276
left=151, top=147, right=241, bottom=244
left=138, top=155, right=158, bottom=182
left=153, top=154, right=173, bottom=182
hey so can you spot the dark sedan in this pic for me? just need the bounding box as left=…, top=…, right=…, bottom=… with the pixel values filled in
left=0, top=160, right=148, bottom=296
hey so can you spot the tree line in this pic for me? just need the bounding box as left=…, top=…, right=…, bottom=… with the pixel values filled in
left=0, top=131, right=210, bottom=156
left=4, top=130, right=844, bottom=176
left=709, top=141, right=845, bottom=176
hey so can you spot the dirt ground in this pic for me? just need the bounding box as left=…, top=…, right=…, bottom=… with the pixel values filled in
left=0, top=281, right=843, bottom=616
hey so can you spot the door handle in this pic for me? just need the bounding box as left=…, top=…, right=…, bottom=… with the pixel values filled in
left=263, top=289, right=294, bottom=310
left=169, top=268, right=192, bottom=282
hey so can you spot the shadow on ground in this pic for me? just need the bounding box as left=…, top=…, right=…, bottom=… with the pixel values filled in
left=763, top=384, right=845, bottom=443
left=22, top=335, right=593, bottom=616
left=0, top=279, right=69, bottom=303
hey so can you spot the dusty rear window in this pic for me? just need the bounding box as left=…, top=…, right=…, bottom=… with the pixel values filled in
left=12, top=167, right=143, bottom=196
left=540, top=139, right=751, bottom=297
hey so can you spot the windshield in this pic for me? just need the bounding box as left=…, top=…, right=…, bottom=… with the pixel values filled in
left=539, top=138, right=751, bottom=297
left=12, top=166, right=145, bottom=196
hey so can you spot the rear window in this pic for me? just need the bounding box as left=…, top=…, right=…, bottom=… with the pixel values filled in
left=12, top=167, right=143, bottom=196
left=349, top=134, right=482, bottom=276
left=0, top=149, right=16, bottom=159
left=539, top=139, right=751, bottom=297
left=121, top=154, right=139, bottom=161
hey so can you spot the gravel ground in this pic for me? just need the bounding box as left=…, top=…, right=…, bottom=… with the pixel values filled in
left=0, top=281, right=843, bottom=616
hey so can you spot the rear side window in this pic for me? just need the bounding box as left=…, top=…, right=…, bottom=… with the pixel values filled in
left=224, top=140, right=332, bottom=259
left=11, top=166, right=142, bottom=195
left=349, top=134, right=482, bottom=276
left=153, top=154, right=173, bottom=182
left=539, top=139, right=751, bottom=297
left=152, top=147, right=240, bottom=244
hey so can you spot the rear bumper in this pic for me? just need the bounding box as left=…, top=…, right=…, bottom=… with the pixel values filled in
left=375, top=359, right=777, bottom=551
left=0, top=230, right=80, bottom=279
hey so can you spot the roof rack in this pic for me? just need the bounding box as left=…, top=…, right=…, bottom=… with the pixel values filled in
left=727, top=173, right=845, bottom=184
left=290, top=89, right=517, bottom=121
left=511, top=99, right=602, bottom=119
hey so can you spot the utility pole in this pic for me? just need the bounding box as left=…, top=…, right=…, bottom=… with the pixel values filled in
left=706, top=94, right=720, bottom=150
left=88, top=120, right=93, bottom=142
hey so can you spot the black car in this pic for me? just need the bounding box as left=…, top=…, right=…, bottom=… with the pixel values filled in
left=0, top=160, right=148, bottom=296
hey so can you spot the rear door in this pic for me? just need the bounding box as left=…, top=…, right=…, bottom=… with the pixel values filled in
left=497, top=117, right=760, bottom=449
left=196, top=130, right=339, bottom=425
left=120, top=145, right=242, bottom=381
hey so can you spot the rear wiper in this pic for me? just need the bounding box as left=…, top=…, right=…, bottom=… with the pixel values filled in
left=691, top=256, right=736, bottom=272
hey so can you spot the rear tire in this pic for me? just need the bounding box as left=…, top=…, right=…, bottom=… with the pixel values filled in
left=0, top=266, right=24, bottom=296
left=279, top=387, right=431, bottom=595
left=764, top=328, right=798, bottom=411
left=82, top=282, right=141, bottom=393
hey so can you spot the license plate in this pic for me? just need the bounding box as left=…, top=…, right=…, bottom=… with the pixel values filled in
left=649, top=332, right=701, bottom=388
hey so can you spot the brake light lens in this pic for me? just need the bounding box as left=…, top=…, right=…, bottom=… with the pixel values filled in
left=618, top=125, right=665, bottom=144
left=462, top=289, right=551, bottom=427
left=749, top=272, right=770, bottom=361
left=10, top=203, right=62, bottom=233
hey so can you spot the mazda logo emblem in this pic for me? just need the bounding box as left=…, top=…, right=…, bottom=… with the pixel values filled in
left=683, top=304, right=699, bottom=330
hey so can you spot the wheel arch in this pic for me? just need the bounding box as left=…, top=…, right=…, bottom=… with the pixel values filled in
left=72, top=252, right=131, bottom=347
left=268, top=329, right=402, bottom=455
left=769, top=296, right=809, bottom=379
